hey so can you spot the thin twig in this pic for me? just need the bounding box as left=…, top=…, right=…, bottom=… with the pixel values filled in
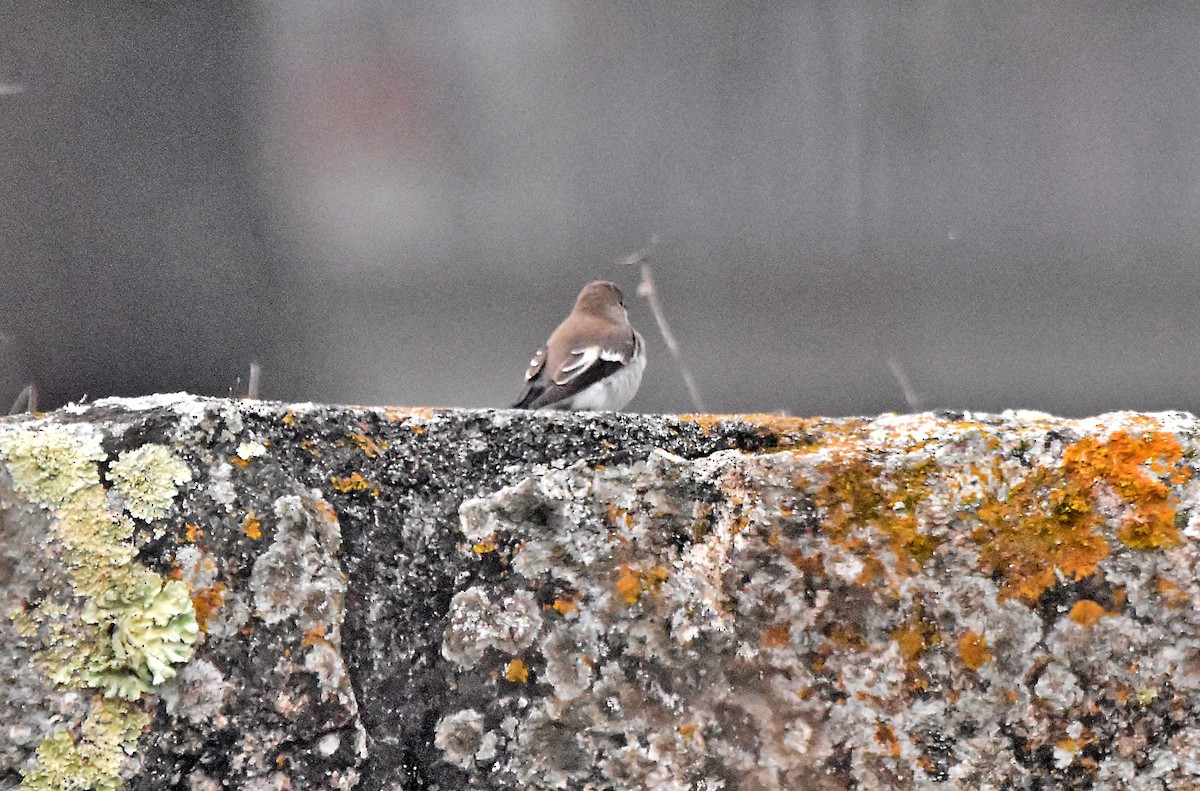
left=886, top=357, right=923, bottom=412
left=619, top=237, right=707, bottom=413
left=9, top=383, right=37, bottom=415
left=247, top=361, right=262, bottom=400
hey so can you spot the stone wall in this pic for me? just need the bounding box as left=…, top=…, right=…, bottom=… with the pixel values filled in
left=2, top=395, right=1198, bottom=789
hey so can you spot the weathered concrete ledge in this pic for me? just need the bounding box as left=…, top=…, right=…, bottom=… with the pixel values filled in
left=2, top=395, right=1199, bottom=789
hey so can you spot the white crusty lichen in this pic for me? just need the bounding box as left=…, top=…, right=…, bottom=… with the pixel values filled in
left=248, top=492, right=346, bottom=630
left=106, top=443, right=193, bottom=521
left=442, top=587, right=542, bottom=668
left=434, top=708, right=489, bottom=770
left=235, top=441, right=268, bottom=461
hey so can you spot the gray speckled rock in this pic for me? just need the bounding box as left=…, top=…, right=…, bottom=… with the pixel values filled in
left=2, top=396, right=1200, bottom=790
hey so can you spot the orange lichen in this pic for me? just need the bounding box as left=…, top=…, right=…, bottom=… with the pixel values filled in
left=550, top=597, right=579, bottom=615
left=615, top=565, right=642, bottom=605
left=191, top=584, right=226, bottom=632
left=827, top=622, right=867, bottom=651
left=890, top=624, right=927, bottom=663
left=184, top=523, right=203, bottom=543
left=282, top=410, right=296, bottom=426
left=974, top=466, right=1107, bottom=603
left=300, top=439, right=320, bottom=456
left=678, top=723, right=698, bottom=740
left=314, top=500, right=339, bottom=524
left=331, top=472, right=380, bottom=496
left=301, top=626, right=330, bottom=647
left=875, top=722, right=901, bottom=756
left=349, top=430, right=389, bottom=459
left=472, top=538, right=496, bottom=554
left=762, top=624, right=791, bottom=649
left=812, top=454, right=942, bottom=581
left=974, top=429, right=1189, bottom=603
left=382, top=406, right=439, bottom=422
left=677, top=412, right=816, bottom=449
left=504, top=658, right=529, bottom=683
left=230, top=457, right=250, bottom=469
left=614, top=564, right=670, bottom=605
left=242, top=512, right=263, bottom=540
left=1063, top=430, right=1188, bottom=550
left=1068, top=599, right=1107, bottom=627
left=1154, top=577, right=1189, bottom=608
left=957, top=630, right=992, bottom=671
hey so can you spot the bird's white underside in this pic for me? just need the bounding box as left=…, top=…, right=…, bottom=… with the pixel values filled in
left=553, top=344, right=647, bottom=411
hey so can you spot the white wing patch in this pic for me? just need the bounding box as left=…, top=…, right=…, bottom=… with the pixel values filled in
left=554, top=346, right=601, bottom=385
left=525, top=349, right=546, bottom=381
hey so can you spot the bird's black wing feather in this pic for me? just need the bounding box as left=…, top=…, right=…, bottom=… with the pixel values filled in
left=519, top=358, right=625, bottom=409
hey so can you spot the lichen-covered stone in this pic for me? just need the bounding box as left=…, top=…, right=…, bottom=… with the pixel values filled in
left=4, top=396, right=1200, bottom=788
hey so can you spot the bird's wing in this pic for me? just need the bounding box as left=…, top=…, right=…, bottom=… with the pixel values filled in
left=513, top=328, right=637, bottom=409
left=524, top=347, right=547, bottom=381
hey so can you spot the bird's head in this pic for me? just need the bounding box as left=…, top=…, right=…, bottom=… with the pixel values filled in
left=574, top=280, right=628, bottom=322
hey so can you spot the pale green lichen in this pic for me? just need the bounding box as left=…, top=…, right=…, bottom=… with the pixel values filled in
left=20, top=698, right=149, bottom=791
left=0, top=425, right=106, bottom=508
left=105, top=444, right=193, bottom=522
left=0, top=427, right=200, bottom=788
left=49, top=577, right=199, bottom=700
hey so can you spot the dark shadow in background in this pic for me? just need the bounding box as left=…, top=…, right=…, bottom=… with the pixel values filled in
left=3, top=3, right=1200, bottom=417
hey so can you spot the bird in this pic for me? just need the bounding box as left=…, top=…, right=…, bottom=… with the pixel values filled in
left=512, top=280, right=646, bottom=411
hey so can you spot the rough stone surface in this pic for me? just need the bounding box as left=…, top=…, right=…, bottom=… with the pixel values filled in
left=3, top=395, right=1200, bottom=789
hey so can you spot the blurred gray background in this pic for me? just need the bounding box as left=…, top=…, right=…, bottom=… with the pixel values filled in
left=3, top=2, right=1200, bottom=417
